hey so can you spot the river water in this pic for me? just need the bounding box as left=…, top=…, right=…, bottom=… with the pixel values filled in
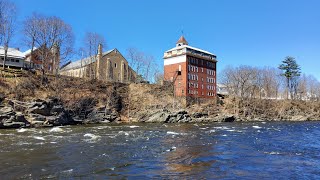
left=0, top=122, right=319, bottom=179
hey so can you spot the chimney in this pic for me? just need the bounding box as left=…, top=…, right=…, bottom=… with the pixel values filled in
left=98, top=44, right=102, bottom=56
left=96, top=44, right=103, bottom=80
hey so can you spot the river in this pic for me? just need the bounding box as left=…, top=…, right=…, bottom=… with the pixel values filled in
left=0, top=122, right=319, bottom=179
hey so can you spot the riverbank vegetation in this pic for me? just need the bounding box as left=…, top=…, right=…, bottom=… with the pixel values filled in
left=219, top=57, right=320, bottom=121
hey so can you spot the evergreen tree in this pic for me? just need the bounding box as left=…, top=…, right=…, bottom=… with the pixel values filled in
left=278, top=56, right=301, bottom=99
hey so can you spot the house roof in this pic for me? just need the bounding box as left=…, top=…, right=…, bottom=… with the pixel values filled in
left=176, top=36, right=188, bottom=45
left=60, top=49, right=114, bottom=71
left=166, top=45, right=216, bottom=56
left=23, top=47, right=38, bottom=56
left=0, top=47, right=25, bottom=59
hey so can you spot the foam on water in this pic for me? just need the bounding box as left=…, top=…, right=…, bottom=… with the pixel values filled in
left=167, top=131, right=188, bottom=135
left=226, top=129, right=236, bottom=132
left=252, top=126, right=262, bottom=129
left=214, top=126, right=230, bottom=130
left=264, top=151, right=281, bottom=155
left=167, top=131, right=179, bottom=135
left=49, top=127, right=64, bottom=133
left=84, top=133, right=100, bottom=140
left=33, top=136, right=45, bottom=141
left=129, top=126, right=139, bottom=128
left=118, top=131, right=130, bottom=136
left=207, top=130, right=216, bottom=133
left=17, top=128, right=28, bottom=133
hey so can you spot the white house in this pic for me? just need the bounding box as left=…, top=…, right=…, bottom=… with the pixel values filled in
left=0, top=47, right=25, bottom=69
left=217, top=83, right=229, bottom=95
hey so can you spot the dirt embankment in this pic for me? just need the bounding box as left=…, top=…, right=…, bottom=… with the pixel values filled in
left=1, top=71, right=320, bottom=129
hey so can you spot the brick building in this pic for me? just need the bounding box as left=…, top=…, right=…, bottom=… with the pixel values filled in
left=23, top=45, right=60, bottom=73
left=163, top=36, right=217, bottom=99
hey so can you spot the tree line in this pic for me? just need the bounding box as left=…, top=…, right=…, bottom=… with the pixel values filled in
left=0, top=0, right=161, bottom=83
left=220, top=56, right=320, bottom=101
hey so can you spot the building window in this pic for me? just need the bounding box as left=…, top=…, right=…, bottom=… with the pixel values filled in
left=115, top=63, right=117, bottom=68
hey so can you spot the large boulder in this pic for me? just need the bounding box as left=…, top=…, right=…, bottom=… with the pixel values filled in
left=0, top=106, right=13, bottom=115
left=0, top=107, right=30, bottom=129
left=145, top=110, right=170, bottom=123
left=46, top=111, right=76, bottom=126
left=144, top=110, right=192, bottom=123
left=28, top=103, right=50, bottom=116
left=84, top=108, right=118, bottom=124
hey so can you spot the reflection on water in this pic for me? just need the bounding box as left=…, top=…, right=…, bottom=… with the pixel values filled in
left=0, top=122, right=320, bottom=179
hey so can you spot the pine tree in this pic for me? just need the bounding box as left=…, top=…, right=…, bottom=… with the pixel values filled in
left=279, top=56, right=301, bottom=99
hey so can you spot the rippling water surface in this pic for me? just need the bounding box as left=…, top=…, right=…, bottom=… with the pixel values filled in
left=0, top=122, right=320, bottom=179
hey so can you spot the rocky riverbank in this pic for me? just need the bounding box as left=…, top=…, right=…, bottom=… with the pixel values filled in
left=2, top=95, right=320, bottom=129
left=0, top=97, right=241, bottom=129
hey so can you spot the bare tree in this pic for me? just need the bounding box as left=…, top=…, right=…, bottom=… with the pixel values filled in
left=22, top=12, right=42, bottom=69
left=306, top=75, right=320, bottom=101
left=0, top=0, right=17, bottom=69
left=83, top=32, right=106, bottom=79
left=126, top=47, right=160, bottom=83
left=260, top=67, right=283, bottom=99
left=23, top=14, right=74, bottom=75
left=126, top=47, right=144, bottom=77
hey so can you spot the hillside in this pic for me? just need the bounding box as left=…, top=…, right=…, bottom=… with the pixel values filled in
left=1, top=69, right=320, bottom=128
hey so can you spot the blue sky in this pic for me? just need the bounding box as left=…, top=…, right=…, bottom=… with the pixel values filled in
left=12, top=0, right=320, bottom=79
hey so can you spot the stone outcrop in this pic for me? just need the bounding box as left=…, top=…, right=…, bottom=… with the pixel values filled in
left=0, top=98, right=79, bottom=128
left=83, top=106, right=119, bottom=124
left=0, top=106, right=30, bottom=128
left=140, top=110, right=239, bottom=123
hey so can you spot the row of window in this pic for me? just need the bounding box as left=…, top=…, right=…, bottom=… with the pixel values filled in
left=188, top=73, right=199, bottom=81
left=188, top=89, right=215, bottom=97
left=189, top=65, right=216, bottom=76
left=188, top=89, right=199, bottom=95
left=188, top=65, right=199, bottom=72
left=207, top=77, right=215, bottom=84
left=207, top=85, right=215, bottom=90
left=188, top=73, right=216, bottom=84
left=0, top=57, right=20, bottom=63
left=188, top=57, right=216, bottom=69
left=189, top=82, right=215, bottom=91
left=207, top=61, right=215, bottom=69
left=188, top=82, right=199, bottom=89
left=207, top=69, right=215, bottom=76
left=208, top=92, right=215, bottom=96
left=187, top=49, right=216, bottom=60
